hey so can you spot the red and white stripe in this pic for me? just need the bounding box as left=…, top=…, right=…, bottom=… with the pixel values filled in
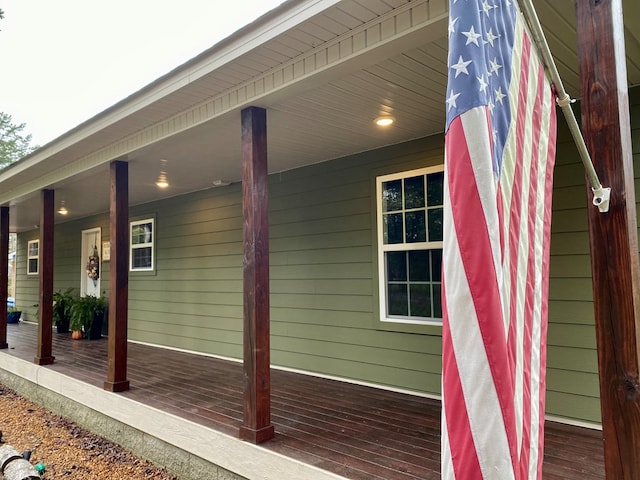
left=441, top=13, right=557, bottom=480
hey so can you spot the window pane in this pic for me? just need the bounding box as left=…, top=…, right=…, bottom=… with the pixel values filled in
left=132, top=247, right=152, bottom=269
left=28, top=258, right=38, bottom=274
left=405, top=211, right=426, bottom=243
left=388, top=284, right=408, bottom=316
left=409, top=250, right=429, bottom=281
left=144, top=225, right=152, bottom=243
left=431, top=249, right=442, bottom=281
left=28, top=242, right=38, bottom=256
left=427, top=172, right=444, bottom=206
left=386, top=251, right=407, bottom=281
left=132, top=223, right=152, bottom=245
left=410, top=284, right=430, bottom=317
left=384, top=213, right=403, bottom=244
left=404, top=176, right=425, bottom=209
left=131, top=225, right=143, bottom=245
left=427, top=208, right=443, bottom=242
left=382, top=180, right=402, bottom=212
left=432, top=284, right=442, bottom=318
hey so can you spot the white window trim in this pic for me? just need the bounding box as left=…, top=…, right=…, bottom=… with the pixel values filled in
left=376, top=166, right=443, bottom=326
left=130, top=218, right=155, bottom=272
left=27, top=239, right=39, bottom=275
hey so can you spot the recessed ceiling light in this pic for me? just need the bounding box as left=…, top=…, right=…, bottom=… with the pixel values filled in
left=374, top=115, right=395, bottom=127
left=58, top=200, right=68, bottom=215
left=155, top=159, right=169, bottom=188
left=155, top=172, right=169, bottom=189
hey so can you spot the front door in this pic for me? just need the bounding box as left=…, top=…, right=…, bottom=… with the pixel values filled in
left=81, top=227, right=101, bottom=297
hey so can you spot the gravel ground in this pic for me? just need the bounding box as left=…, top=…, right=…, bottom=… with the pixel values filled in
left=0, top=383, right=178, bottom=479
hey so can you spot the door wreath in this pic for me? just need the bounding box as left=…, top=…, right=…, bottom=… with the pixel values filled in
left=86, top=244, right=99, bottom=285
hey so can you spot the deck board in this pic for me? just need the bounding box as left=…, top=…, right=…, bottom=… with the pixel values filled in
left=1, top=322, right=605, bottom=480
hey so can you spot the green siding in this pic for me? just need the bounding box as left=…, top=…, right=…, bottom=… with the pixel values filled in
left=543, top=86, right=640, bottom=423
left=128, top=188, right=245, bottom=359
left=546, top=390, right=602, bottom=424
left=14, top=234, right=39, bottom=321
left=13, top=87, right=640, bottom=425
left=15, top=214, right=111, bottom=322
left=545, top=112, right=599, bottom=423
left=267, top=135, right=444, bottom=393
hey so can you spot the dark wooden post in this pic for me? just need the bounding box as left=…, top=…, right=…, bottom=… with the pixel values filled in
left=35, top=189, right=55, bottom=365
left=575, top=0, right=640, bottom=477
left=0, top=207, right=9, bottom=349
left=239, top=106, right=275, bottom=444
left=104, top=160, right=130, bottom=392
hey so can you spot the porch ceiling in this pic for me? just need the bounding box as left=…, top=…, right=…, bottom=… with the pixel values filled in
left=2, top=0, right=639, bottom=232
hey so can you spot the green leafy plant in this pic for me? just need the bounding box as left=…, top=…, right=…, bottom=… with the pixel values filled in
left=69, top=295, right=107, bottom=333
left=53, top=288, right=75, bottom=327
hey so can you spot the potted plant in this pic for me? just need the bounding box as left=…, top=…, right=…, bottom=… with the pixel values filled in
left=69, top=295, right=108, bottom=340
left=7, top=306, right=21, bottom=324
left=53, top=288, right=75, bottom=334
left=69, top=299, right=84, bottom=339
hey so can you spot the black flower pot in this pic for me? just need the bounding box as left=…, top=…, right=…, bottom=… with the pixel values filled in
left=7, top=311, right=21, bottom=324
left=56, top=317, right=70, bottom=334
left=88, top=312, right=105, bottom=340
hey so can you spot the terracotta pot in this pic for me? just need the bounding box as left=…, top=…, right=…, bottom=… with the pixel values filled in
left=71, top=330, right=83, bottom=340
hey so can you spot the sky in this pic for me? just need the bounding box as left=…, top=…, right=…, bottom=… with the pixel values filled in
left=1, top=0, right=284, bottom=146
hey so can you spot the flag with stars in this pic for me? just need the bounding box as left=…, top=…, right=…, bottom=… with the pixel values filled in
left=441, top=0, right=557, bottom=479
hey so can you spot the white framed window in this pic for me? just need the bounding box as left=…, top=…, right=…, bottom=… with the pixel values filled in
left=376, top=166, right=444, bottom=325
left=27, top=239, right=39, bottom=275
left=130, top=218, right=154, bottom=271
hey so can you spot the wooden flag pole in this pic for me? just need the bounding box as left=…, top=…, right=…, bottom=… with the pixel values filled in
left=575, top=0, right=640, bottom=478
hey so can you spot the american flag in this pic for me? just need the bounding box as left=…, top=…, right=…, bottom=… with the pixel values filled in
left=441, top=0, right=557, bottom=479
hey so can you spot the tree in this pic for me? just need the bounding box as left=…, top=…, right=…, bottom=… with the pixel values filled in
left=0, top=12, right=38, bottom=167
left=0, top=112, right=37, bottom=169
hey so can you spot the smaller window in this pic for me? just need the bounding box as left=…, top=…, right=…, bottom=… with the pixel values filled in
left=130, top=219, right=154, bottom=271
left=27, top=240, right=39, bottom=275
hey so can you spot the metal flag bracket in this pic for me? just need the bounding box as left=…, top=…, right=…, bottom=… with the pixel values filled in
left=556, top=91, right=612, bottom=214
left=592, top=186, right=611, bottom=213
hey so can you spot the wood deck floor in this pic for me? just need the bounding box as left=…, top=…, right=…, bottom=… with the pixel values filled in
left=2, top=322, right=604, bottom=479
